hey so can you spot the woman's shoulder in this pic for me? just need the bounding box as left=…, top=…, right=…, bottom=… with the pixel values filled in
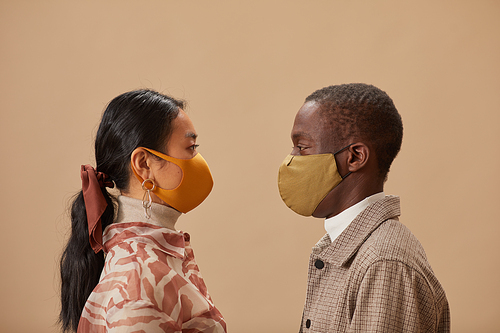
left=103, top=222, right=187, bottom=258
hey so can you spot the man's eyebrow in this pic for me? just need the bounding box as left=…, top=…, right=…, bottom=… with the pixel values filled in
left=185, top=132, right=198, bottom=139
left=292, top=131, right=312, bottom=140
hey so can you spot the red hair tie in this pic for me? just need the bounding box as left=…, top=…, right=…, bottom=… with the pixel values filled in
left=80, top=165, right=114, bottom=253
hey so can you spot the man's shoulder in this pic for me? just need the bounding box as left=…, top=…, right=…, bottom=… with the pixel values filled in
left=357, top=218, right=428, bottom=269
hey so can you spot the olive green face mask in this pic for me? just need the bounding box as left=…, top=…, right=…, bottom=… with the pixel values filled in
left=277, top=144, right=352, bottom=216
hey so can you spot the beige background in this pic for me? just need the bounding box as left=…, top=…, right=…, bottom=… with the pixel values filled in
left=1, top=1, right=499, bottom=332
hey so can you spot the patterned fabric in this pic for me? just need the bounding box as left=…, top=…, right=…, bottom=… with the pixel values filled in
left=300, top=196, right=450, bottom=333
left=78, top=197, right=226, bottom=332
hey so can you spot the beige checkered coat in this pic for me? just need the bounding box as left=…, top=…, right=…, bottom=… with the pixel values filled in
left=300, top=196, right=450, bottom=332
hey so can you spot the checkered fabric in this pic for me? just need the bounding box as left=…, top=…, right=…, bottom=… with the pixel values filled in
left=300, top=196, right=450, bottom=332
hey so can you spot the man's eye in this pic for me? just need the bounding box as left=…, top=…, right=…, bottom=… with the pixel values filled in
left=298, top=146, right=306, bottom=151
left=189, top=144, right=200, bottom=151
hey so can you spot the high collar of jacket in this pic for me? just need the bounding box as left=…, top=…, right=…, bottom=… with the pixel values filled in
left=102, top=195, right=188, bottom=259
left=312, top=195, right=401, bottom=267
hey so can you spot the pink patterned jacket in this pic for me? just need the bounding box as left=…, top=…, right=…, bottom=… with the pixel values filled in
left=78, top=197, right=226, bottom=332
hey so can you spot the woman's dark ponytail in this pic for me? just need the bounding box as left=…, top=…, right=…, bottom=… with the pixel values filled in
left=59, top=89, right=183, bottom=332
left=59, top=189, right=114, bottom=332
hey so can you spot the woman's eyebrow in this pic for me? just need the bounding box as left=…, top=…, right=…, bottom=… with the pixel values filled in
left=185, top=132, right=198, bottom=139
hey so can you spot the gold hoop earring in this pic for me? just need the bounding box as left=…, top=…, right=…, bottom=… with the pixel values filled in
left=142, top=179, right=156, bottom=219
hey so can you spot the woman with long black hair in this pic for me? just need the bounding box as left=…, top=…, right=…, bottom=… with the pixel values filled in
left=59, top=90, right=226, bottom=332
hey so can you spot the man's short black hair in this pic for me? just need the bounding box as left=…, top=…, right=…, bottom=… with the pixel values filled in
left=305, top=83, right=403, bottom=179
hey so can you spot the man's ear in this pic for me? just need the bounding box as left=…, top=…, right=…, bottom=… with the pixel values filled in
left=130, top=147, right=154, bottom=181
left=346, top=142, right=370, bottom=172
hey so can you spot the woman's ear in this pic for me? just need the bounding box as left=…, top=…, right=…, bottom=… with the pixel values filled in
left=130, top=147, right=154, bottom=181
left=346, top=142, right=370, bottom=172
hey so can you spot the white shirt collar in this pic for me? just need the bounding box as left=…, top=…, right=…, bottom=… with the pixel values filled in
left=324, top=192, right=385, bottom=242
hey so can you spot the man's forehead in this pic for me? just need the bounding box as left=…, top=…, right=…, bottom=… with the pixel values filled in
left=292, top=102, right=325, bottom=134
left=295, top=101, right=321, bottom=119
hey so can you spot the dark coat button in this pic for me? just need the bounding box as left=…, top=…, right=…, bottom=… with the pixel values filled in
left=306, top=319, right=311, bottom=328
left=314, top=259, right=325, bottom=269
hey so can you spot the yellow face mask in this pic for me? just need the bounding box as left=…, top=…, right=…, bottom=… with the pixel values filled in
left=277, top=145, right=352, bottom=216
left=132, top=147, right=213, bottom=213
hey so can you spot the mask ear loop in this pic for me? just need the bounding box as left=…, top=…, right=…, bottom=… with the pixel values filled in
left=333, top=142, right=355, bottom=155
left=333, top=143, right=355, bottom=179
left=341, top=171, right=352, bottom=179
left=142, top=179, right=156, bottom=219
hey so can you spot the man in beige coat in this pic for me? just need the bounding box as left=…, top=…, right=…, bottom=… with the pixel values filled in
left=277, top=83, right=450, bottom=332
